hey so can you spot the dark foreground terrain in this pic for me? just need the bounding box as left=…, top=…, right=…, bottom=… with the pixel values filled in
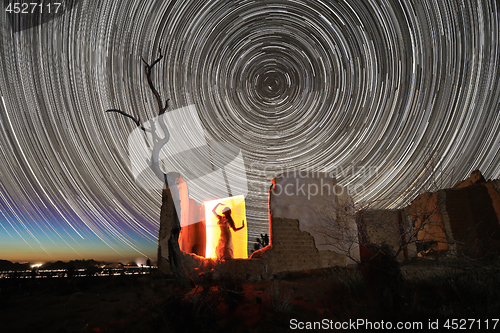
left=1, top=262, right=499, bottom=332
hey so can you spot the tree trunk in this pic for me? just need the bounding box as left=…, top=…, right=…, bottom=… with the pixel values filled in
left=159, top=181, right=193, bottom=288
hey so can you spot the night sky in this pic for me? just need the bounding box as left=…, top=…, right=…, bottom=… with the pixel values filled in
left=0, top=0, right=499, bottom=263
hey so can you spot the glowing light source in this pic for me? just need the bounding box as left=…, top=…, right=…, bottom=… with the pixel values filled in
left=204, top=195, right=248, bottom=259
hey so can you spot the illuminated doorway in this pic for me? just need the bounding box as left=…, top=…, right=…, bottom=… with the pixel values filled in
left=204, top=195, right=248, bottom=259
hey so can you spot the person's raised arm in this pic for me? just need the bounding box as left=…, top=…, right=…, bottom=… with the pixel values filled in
left=212, top=203, right=224, bottom=216
left=233, top=220, right=245, bottom=232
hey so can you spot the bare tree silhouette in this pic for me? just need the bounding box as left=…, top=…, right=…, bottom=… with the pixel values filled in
left=106, top=47, right=192, bottom=287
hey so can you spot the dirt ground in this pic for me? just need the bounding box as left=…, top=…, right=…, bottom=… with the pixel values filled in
left=0, top=269, right=358, bottom=332
left=0, top=274, right=169, bottom=332
left=1, top=264, right=498, bottom=332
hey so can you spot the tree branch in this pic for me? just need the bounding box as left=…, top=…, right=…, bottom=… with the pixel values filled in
left=106, top=109, right=146, bottom=132
left=142, top=47, right=170, bottom=115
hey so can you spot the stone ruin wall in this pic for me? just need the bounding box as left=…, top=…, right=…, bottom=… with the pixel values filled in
left=358, top=209, right=417, bottom=261
left=158, top=172, right=358, bottom=278
left=360, top=171, right=500, bottom=261
left=442, top=178, right=500, bottom=258
left=255, top=172, right=359, bottom=272
left=158, top=170, right=500, bottom=279
left=254, top=217, right=348, bottom=274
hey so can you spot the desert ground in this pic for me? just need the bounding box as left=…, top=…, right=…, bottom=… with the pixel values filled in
left=1, top=259, right=499, bottom=333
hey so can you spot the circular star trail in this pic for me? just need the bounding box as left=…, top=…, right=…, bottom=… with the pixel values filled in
left=0, top=0, right=499, bottom=261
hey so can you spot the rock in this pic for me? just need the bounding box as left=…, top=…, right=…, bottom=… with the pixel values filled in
left=453, top=170, right=486, bottom=188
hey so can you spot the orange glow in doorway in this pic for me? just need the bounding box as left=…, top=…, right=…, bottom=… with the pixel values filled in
left=204, top=195, right=248, bottom=259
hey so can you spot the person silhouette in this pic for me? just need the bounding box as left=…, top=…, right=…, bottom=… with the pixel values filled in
left=212, top=203, right=245, bottom=259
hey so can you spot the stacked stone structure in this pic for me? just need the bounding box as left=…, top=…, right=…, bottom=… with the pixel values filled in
left=158, top=170, right=500, bottom=279
left=358, top=171, right=500, bottom=261
left=158, top=172, right=358, bottom=278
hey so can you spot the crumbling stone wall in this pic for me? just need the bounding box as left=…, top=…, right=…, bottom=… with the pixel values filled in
left=158, top=171, right=358, bottom=278
left=158, top=170, right=500, bottom=278
left=255, top=217, right=347, bottom=274
left=358, top=209, right=417, bottom=261
left=443, top=180, right=500, bottom=259
left=265, top=171, right=359, bottom=265
left=405, top=171, right=500, bottom=260
left=158, top=185, right=176, bottom=275
left=407, top=191, right=449, bottom=253
left=357, top=171, right=500, bottom=261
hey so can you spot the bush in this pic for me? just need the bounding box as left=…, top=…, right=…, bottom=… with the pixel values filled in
left=358, top=243, right=403, bottom=316
left=269, top=281, right=294, bottom=313
left=410, top=266, right=500, bottom=318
